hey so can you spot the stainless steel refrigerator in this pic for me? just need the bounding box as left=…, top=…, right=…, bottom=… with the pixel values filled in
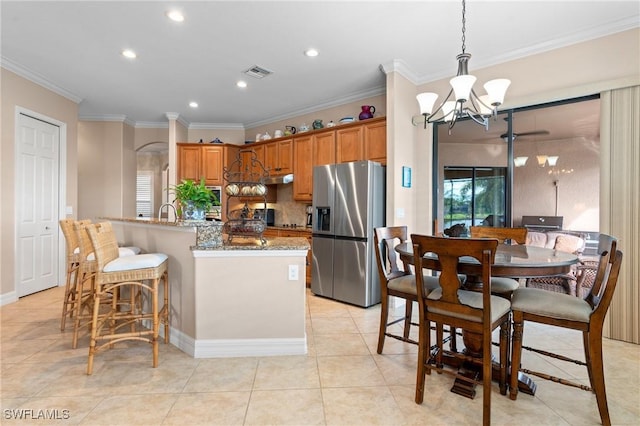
left=311, top=161, right=385, bottom=307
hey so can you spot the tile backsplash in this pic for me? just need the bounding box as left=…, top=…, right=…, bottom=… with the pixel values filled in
left=248, top=184, right=310, bottom=227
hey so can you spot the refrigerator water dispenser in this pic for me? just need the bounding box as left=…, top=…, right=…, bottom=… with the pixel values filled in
left=316, top=207, right=331, bottom=232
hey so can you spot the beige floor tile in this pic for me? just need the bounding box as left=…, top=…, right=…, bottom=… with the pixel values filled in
left=317, top=355, right=386, bottom=387
left=307, top=296, right=352, bottom=318
left=363, top=331, right=419, bottom=356
left=311, top=316, right=359, bottom=335
left=373, top=353, right=418, bottom=386
left=253, top=356, right=320, bottom=390
left=163, top=391, right=250, bottom=425
left=1, top=361, right=68, bottom=398
left=1, top=286, right=638, bottom=426
left=350, top=313, right=383, bottom=334
left=1, top=395, right=104, bottom=425
left=78, top=393, right=177, bottom=425
left=182, top=357, right=258, bottom=392
left=245, top=388, right=325, bottom=425
left=313, top=333, right=371, bottom=356
left=322, top=386, right=406, bottom=426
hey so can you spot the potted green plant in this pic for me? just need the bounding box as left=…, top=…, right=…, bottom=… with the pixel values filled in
left=171, top=178, right=219, bottom=221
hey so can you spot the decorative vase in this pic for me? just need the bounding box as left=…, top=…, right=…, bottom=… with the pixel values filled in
left=182, top=200, right=206, bottom=221
left=358, top=105, right=376, bottom=120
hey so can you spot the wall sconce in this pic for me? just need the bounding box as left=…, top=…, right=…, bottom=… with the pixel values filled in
left=536, top=155, right=548, bottom=166
left=514, top=156, right=528, bottom=167
left=547, top=156, right=559, bottom=166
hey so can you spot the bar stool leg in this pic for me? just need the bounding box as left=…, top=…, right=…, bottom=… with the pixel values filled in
left=162, top=270, right=169, bottom=344
left=152, top=277, right=159, bottom=368
left=87, top=287, right=102, bottom=375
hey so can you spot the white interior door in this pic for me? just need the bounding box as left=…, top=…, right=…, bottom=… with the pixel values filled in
left=16, top=113, right=60, bottom=296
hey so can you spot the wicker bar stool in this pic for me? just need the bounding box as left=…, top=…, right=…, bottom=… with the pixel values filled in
left=72, top=221, right=141, bottom=348
left=59, top=219, right=92, bottom=330
left=85, top=221, right=169, bottom=375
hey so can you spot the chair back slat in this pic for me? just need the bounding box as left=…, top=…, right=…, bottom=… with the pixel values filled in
left=583, top=234, right=619, bottom=314
left=73, top=220, right=94, bottom=261
left=374, top=226, right=410, bottom=281
left=411, top=235, right=498, bottom=324
left=86, top=222, right=120, bottom=271
left=470, top=226, right=528, bottom=245
left=59, top=219, right=79, bottom=257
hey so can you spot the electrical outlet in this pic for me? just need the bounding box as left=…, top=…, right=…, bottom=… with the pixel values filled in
left=288, top=264, right=299, bottom=281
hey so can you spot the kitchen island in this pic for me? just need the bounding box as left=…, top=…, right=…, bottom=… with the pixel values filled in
left=107, top=218, right=309, bottom=358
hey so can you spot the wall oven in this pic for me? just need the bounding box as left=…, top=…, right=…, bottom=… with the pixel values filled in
left=205, top=186, right=222, bottom=220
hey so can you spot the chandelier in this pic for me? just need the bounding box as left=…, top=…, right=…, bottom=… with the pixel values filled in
left=413, top=0, right=511, bottom=131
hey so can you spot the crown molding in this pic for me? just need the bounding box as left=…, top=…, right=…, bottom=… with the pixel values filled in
left=135, top=121, right=170, bottom=129
left=1, top=56, right=83, bottom=104
left=243, top=85, right=386, bottom=129
left=379, top=59, right=420, bottom=85
left=78, top=114, right=135, bottom=127
left=189, top=122, right=245, bottom=130
left=413, top=18, right=640, bottom=86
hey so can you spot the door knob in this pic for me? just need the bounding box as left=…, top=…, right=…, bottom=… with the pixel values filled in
left=45, top=226, right=50, bottom=230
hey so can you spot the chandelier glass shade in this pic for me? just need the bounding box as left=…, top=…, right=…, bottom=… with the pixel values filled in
left=414, top=0, right=510, bottom=130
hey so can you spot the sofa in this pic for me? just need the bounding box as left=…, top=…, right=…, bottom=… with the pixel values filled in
left=524, top=230, right=589, bottom=296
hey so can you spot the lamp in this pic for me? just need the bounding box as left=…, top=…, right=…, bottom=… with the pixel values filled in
left=514, top=156, right=528, bottom=167
left=547, top=155, right=559, bottom=167
left=536, top=155, right=548, bottom=167
left=413, top=0, right=510, bottom=131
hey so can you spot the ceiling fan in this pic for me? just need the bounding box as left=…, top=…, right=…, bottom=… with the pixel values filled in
left=500, top=129, right=550, bottom=141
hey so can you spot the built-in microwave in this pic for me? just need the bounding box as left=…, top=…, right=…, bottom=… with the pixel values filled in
left=205, top=186, right=222, bottom=220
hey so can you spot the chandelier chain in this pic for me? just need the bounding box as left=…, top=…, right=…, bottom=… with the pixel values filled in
left=461, top=0, right=466, bottom=54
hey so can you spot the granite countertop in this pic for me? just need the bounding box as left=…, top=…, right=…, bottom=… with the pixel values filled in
left=195, top=237, right=310, bottom=251
left=104, top=217, right=221, bottom=227
left=266, top=226, right=312, bottom=234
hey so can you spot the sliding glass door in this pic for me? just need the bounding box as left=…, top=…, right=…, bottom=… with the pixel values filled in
left=443, top=167, right=506, bottom=232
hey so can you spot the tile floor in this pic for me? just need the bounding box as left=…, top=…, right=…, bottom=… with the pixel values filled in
left=1, top=286, right=638, bottom=425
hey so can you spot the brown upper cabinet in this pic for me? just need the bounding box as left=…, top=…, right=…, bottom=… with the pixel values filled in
left=292, top=118, right=384, bottom=201
left=313, top=131, right=336, bottom=166
left=177, top=143, right=227, bottom=185
left=336, top=126, right=363, bottom=164
left=293, top=134, right=313, bottom=201
left=177, top=144, right=202, bottom=182
left=336, top=117, right=386, bottom=165
left=201, top=146, right=224, bottom=185
left=264, top=139, right=293, bottom=176
left=363, top=119, right=387, bottom=166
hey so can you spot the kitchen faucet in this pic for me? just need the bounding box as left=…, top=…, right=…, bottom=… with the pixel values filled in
left=158, top=203, right=177, bottom=222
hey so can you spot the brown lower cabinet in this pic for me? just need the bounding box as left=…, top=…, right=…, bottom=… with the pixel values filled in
left=263, top=228, right=312, bottom=287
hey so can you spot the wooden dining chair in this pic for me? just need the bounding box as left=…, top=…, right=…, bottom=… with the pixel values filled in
left=411, top=234, right=511, bottom=426
left=469, top=226, right=527, bottom=245
left=509, top=234, right=621, bottom=426
left=373, top=226, right=441, bottom=353
left=468, top=226, right=525, bottom=297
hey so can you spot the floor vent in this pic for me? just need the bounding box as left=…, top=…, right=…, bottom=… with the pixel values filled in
left=243, top=65, right=273, bottom=79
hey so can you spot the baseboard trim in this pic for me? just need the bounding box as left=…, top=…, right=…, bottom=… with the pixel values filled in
left=0, top=291, right=18, bottom=306
left=193, top=336, right=308, bottom=358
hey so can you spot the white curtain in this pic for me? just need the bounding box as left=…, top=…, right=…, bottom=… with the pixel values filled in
left=600, top=85, right=640, bottom=344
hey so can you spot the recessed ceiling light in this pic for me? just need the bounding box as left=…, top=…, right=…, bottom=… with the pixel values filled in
left=237, top=80, right=247, bottom=88
left=167, top=10, right=184, bottom=22
left=122, top=49, right=137, bottom=59
left=304, top=48, right=319, bottom=57
left=189, top=101, right=198, bottom=108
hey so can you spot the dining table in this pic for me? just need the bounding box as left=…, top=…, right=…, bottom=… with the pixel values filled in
left=394, top=241, right=579, bottom=398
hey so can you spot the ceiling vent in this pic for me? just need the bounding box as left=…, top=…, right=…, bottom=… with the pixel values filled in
left=243, top=65, right=273, bottom=79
